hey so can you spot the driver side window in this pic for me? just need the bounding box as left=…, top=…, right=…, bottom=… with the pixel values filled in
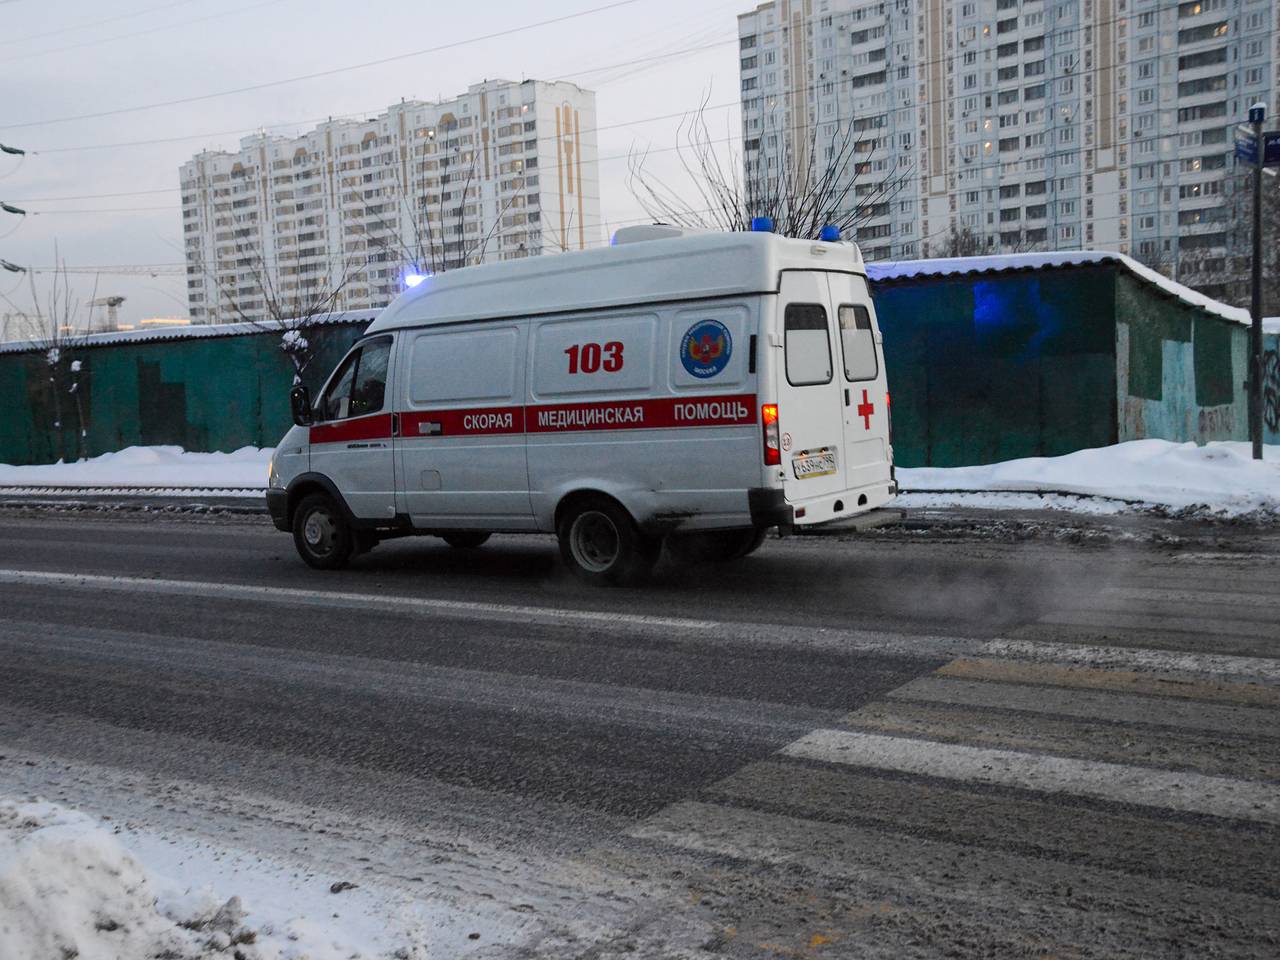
left=318, top=337, right=392, bottom=422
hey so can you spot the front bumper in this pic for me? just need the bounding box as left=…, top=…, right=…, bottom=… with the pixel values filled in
left=265, top=488, right=291, bottom=531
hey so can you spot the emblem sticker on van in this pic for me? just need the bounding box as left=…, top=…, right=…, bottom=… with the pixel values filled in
left=680, top=320, right=732, bottom=378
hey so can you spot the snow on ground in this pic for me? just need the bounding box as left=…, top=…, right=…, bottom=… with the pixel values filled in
left=3, top=440, right=1280, bottom=516
left=899, top=440, right=1280, bottom=516
left=0, top=795, right=528, bottom=960
left=0, top=446, right=270, bottom=495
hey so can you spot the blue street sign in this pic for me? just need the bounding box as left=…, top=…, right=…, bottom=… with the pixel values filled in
left=1236, top=126, right=1258, bottom=164
left=1264, top=131, right=1280, bottom=166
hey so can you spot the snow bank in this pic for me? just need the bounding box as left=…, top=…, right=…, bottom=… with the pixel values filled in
left=0, top=798, right=205, bottom=960
left=5, top=440, right=1280, bottom=517
left=899, top=440, right=1280, bottom=516
left=0, top=445, right=271, bottom=490
left=0, top=795, right=524, bottom=959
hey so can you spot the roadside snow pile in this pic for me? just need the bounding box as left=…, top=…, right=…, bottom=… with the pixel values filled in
left=5, top=440, right=1279, bottom=517
left=0, top=795, right=514, bottom=959
left=0, top=797, right=210, bottom=960
left=899, top=440, right=1280, bottom=516
left=0, top=445, right=270, bottom=492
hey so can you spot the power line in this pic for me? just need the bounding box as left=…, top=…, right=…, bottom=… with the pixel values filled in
left=5, top=0, right=291, bottom=62
left=0, top=0, right=646, bottom=132
left=0, top=0, right=200, bottom=45
left=15, top=110, right=1261, bottom=219
left=26, top=0, right=1255, bottom=154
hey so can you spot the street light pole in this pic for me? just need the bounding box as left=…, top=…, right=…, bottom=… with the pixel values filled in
left=1249, top=103, right=1266, bottom=460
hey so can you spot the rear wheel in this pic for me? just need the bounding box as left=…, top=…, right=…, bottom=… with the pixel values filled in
left=557, top=496, right=660, bottom=586
left=292, top=492, right=353, bottom=570
left=441, top=532, right=491, bottom=549
left=666, top=527, right=767, bottom=564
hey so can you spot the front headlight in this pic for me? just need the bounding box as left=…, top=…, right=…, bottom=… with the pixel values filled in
left=268, top=453, right=279, bottom=489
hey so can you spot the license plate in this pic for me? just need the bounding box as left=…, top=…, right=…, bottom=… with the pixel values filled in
left=792, top=448, right=837, bottom=479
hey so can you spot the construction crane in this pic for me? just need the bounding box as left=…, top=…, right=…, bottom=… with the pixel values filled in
left=37, top=264, right=186, bottom=278
left=88, top=296, right=126, bottom=332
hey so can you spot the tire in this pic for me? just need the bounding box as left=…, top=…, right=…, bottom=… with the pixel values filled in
left=666, top=527, right=767, bottom=564
left=442, top=532, right=491, bottom=549
left=734, top=526, right=769, bottom=558
left=557, top=496, right=660, bottom=586
left=291, top=492, right=354, bottom=570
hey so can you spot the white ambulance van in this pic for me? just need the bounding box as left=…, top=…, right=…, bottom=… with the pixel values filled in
left=266, top=224, right=898, bottom=584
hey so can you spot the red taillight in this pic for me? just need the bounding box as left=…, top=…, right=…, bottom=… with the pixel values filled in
left=885, top=392, right=894, bottom=444
left=762, top=404, right=780, bottom=466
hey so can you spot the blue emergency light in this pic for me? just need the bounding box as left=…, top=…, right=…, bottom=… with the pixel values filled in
left=819, top=225, right=841, bottom=242
left=751, top=216, right=774, bottom=232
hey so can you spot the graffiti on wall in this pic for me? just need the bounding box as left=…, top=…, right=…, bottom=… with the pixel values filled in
left=1198, top=405, right=1235, bottom=436
left=1263, top=349, right=1280, bottom=433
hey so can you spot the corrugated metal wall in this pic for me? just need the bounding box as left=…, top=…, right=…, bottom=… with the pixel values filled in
left=1114, top=274, right=1247, bottom=444
left=0, top=263, right=1254, bottom=468
left=0, top=323, right=366, bottom=466
left=871, top=266, right=1119, bottom=467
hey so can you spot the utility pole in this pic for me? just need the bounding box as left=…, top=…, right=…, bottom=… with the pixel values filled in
left=1248, top=103, right=1266, bottom=460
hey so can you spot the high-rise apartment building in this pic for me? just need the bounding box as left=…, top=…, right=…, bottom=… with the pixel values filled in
left=737, top=0, right=1277, bottom=285
left=180, top=79, right=598, bottom=324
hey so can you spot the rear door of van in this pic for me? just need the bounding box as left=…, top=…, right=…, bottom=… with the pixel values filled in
left=775, top=271, right=849, bottom=504
left=829, top=273, right=892, bottom=492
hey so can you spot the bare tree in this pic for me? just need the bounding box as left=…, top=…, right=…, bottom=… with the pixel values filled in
left=201, top=233, right=358, bottom=385
left=627, top=95, right=912, bottom=242
left=362, top=119, right=521, bottom=278
left=1134, top=167, right=1280, bottom=315
left=932, top=225, right=985, bottom=258
left=4, top=255, right=93, bottom=461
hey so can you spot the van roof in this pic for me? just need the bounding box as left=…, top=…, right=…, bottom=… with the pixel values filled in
left=364, top=230, right=865, bottom=334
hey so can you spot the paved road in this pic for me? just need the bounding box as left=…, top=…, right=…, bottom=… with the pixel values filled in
left=1, top=511, right=1278, bottom=957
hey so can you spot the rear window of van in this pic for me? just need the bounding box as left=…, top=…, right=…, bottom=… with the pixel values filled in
left=838, top=305, right=878, bottom=382
left=784, top=304, right=833, bottom=386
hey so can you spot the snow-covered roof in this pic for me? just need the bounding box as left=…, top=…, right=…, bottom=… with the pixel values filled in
left=0, top=310, right=377, bottom=356
left=366, top=230, right=865, bottom=335
left=865, top=250, right=1252, bottom=327
left=1264, top=317, right=1280, bottom=335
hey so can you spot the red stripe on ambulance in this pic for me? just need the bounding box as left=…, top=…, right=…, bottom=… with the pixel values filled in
left=312, top=396, right=758, bottom=442
left=309, top=413, right=393, bottom=444
left=527, top=394, right=756, bottom=433
left=400, top=406, right=525, bottom=438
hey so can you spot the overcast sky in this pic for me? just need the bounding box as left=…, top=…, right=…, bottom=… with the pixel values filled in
left=0, top=0, right=742, bottom=326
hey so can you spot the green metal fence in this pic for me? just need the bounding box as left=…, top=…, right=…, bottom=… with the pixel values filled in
left=0, top=322, right=366, bottom=466
left=0, top=260, right=1253, bottom=468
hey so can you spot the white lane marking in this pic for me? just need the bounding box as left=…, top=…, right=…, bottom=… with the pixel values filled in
left=0, top=568, right=717, bottom=632
left=886, top=676, right=1280, bottom=737
left=783, top=729, right=1280, bottom=824
left=1101, top=585, right=1280, bottom=608
left=980, top=639, right=1280, bottom=684
left=0, top=569, right=987, bottom=660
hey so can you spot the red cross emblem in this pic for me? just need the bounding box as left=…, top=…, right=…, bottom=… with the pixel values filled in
left=857, top=389, right=875, bottom=430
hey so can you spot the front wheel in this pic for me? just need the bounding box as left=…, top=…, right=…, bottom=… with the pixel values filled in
left=557, top=497, right=660, bottom=586
left=292, top=493, right=354, bottom=570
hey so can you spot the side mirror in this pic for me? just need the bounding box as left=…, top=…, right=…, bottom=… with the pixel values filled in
left=289, top=384, right=313, bottom=426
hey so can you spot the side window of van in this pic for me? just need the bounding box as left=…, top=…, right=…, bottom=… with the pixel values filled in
left=784, top=304, right=833, bottom=386
left=319, top=337, right=391, bottom=421
left=838, top=305, right=879, bottom=382
left=349, top=338, right=391, bottom=417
